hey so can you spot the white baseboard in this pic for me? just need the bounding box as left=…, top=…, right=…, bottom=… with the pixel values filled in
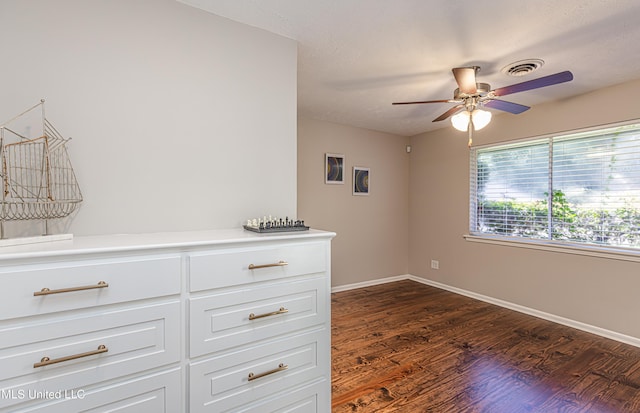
left=332, top=274, right=640, bottom=349
left=330, top=275, right=409, bottom=293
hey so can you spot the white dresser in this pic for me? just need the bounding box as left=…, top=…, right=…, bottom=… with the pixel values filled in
left=0, top=229, right=334, bottom=412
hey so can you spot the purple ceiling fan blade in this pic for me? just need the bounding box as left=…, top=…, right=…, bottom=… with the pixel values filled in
left=483, top=99, right=530, bottom=114
left=492, top=71, right=573, bottom=97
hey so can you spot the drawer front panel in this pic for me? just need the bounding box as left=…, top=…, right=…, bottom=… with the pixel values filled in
left=189, top=277, right=327, bottom=357
left=0, top=255, right=181, bottom=320
left=189, top=329, right=328, bottom=413
left=6, top=368, right=182, bottom=413
left=236, top=379, right=329, bottom=413
left=0, top=301, right=180, bottom=410
left=189, top=241, right=326, bottom=292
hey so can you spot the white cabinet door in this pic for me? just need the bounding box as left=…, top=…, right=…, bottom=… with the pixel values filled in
left=6, top=368, right=182, bottom=413
left=232, top=379, right=329, bottom=413
left=189, top=241, right=326, bottom=291
left=0, top=301, right=181, bottom=411
left=189, top=329, right=329, bottom=413
left=0, top=255, right=181, bottom=320
left=189, top=276, right=327, bottom=356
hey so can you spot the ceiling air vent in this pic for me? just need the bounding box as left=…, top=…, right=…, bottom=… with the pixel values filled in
left=501, top=59, right=545, bottom=77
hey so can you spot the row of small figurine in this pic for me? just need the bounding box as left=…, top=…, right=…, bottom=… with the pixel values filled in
left=246, top=216, right=306, bottom=230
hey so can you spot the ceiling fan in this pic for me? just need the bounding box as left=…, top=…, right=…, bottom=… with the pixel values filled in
left=392, top=66, right=574, bottom=145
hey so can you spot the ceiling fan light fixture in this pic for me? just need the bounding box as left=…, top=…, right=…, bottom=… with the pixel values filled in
left=471, top=109, right=492, bottom=130
left=451, top=109, right=492, bottom=132
left=451, top=110, right=470, bottom=131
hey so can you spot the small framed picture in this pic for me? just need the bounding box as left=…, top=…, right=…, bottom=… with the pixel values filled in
left=325, top=153, right=345, bottom=184
left=353, top=166, right=369, bottom=196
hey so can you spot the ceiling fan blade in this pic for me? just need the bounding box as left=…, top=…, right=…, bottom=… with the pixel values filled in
left=392, top=99, right=453, bottom=105
left=483, top=99, right=530, bottom=114
left=452, top=67, right=478, bottom=95
left=433, top=104, right=464, bottom=122
left=492, top=71, right=573, bottom=97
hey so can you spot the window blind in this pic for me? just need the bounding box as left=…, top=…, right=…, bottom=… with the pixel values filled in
left=470, top=123, right=640, bottom=249
left=552, top=125, right=640, bottom=246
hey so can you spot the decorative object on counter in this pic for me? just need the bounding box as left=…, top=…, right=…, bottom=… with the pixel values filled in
left=325, top=153, right=344, bottom=184
left=0, top=100, right=82, bottom=242
left=353, top=166, right=369, bottom=196
left=243, top=215, right=309, bottom=233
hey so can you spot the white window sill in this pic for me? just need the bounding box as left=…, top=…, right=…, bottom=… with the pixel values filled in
left=463, top=234, right=640, bottom=263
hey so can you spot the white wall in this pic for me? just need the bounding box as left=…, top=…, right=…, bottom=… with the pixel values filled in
left=298, top=118, right=410, bottom=287
left=0, top=0, right=297, bottom=236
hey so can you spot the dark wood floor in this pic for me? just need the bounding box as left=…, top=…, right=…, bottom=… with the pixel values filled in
left=331, top=280, right=640, bottom=412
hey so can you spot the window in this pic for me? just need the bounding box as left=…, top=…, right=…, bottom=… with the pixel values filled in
left=470, top=122, right=640, bottom=250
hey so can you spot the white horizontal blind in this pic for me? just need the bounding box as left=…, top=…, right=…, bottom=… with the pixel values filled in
left=552, top=125, right=640, bottom=247
left=470, top=122, right=640, bottom=249
left=472, top=139, right=550, bottom=239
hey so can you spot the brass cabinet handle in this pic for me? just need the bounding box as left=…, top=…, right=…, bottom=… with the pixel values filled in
left=34, top=345, right=108, bottom=368
left=248, top=363, right=288, bottom=381
left=34, top=281, right=109, bottom=296
left=249, top=307, right=289, bottom=320
left=248, top=261, right=288, bottom=270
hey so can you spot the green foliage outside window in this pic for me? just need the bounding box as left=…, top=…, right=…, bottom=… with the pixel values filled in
left=478, top=190, right=640, bottom=247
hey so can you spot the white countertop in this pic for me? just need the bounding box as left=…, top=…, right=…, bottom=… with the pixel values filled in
left=0, top=229, right=336, bottom=261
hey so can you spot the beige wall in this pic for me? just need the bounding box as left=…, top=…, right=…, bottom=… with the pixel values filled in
left=298, top=118, right=410, bottom=286
left=408, top=78, right=640, bottom=339
left=0, top=0, right=297, bottom=237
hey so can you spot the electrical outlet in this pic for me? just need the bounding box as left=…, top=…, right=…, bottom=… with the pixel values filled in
left=431, top=259, right=439, bottom=270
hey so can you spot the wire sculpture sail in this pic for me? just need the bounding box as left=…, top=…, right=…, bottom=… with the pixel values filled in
left=0, top=100, right=82, bottom=238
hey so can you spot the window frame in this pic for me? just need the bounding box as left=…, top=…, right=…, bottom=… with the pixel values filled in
left=467, top=119, right=640, bottom=262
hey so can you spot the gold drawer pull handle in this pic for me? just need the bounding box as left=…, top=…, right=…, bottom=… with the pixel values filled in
left=248, top=363, right=288, bottom=381
left=34, top=281, right=109, bottom=296
left=249, top=307, right=289, bottom=320
left=34, top=345, right=108, bottom=368
left=248, top=261, right=288, bottom=270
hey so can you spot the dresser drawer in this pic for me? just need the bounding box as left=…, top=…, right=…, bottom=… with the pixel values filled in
left=6, top=368, right=182, bottom=413
left=189, top=241, right=326, bottom=292
left=189, top=329, right=329, bottom=413
left=231, top=379, right=329, bottom=413
left=0, top=255, right=181, bottom=320
left=189, top=276, right=327, bottom=357
left=0, top=301, right=181, bottom=411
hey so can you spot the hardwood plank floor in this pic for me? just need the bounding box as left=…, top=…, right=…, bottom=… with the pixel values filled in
left=331, top=280, right=640, bottom=412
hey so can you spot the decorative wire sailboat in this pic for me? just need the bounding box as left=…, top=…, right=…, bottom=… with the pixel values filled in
left=0, top=100, right=82, bottom=241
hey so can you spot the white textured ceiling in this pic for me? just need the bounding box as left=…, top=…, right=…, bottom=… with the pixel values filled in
left=180, top=0, right=640, bottom=136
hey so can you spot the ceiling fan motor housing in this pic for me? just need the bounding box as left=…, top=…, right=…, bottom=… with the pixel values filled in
left=454, top=82, right=491, bottom=99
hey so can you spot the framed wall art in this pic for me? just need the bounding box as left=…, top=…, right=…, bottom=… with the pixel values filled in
left=325, top=153, right=345, bottom=184
left=353, top=166, right=369, bottom=196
